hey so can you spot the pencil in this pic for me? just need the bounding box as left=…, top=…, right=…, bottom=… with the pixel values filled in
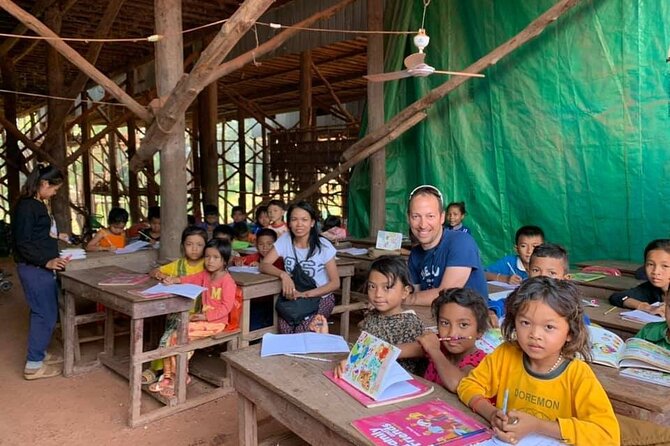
left=283, top=353, right=333, bottom=362
left=438, top=336, right=474, bottom=341
left=316, top=322, right=335, bottom=327
left=502, top=389, right=509, bottom=415
left=506, top=262, right=516, bottom=276
left=604, top=306, right=617, bottom=315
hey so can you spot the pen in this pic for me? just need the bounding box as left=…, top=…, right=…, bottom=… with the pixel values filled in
left=604, top=306, right=617, bottom=315
left=438, top=336, right=474, bottom=341
left=506, top=262, right=516, bottom=276
left=283, top=353, right=334, bottom=362
left=316, top=322, right=334, bottom=327
left=502, top=388, right=509, bottom=415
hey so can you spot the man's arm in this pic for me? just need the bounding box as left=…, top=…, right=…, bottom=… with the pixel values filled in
left=408, top=266, right=472, bottom=306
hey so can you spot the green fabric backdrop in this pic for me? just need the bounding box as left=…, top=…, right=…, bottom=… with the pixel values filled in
left=348, top=0, right=670, bottom=264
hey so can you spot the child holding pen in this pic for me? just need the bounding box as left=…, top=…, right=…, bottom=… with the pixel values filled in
left=86, top=207, right=128, bottom=252
left=485, top=226, right=544, bottom=285
left=457, top=277, right=619, bottom=445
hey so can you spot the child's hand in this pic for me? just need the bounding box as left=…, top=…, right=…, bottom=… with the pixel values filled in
left=232, top=256, right=245, bottom=266
left=249, top=261, right=259, bottom=267
left=333, top=359, right=347, bottom=379
left=309, top=315, right=329, bottom=333
left=152, top=269, right=168, bottom=280
left=507, top=274, right=522, bottom=285
left=638, top=302, right=665, bottom=316
left=162, top=276, right=178, bottom=285
left=280, top=273, right=297, bottom=299
left=489, top=408, right=508, bottom=432
left=189, top=313, right=206, bottom=322
left=107, top=246, right=117, bottom=252
left=488, top=310, right=500, bottom=328
left=417, top=332, right=440, bottom=353
left=495, top=410, right=539, bottom=444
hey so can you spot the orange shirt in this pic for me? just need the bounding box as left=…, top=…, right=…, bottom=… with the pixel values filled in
left=98, top=228, right=126, bottom=249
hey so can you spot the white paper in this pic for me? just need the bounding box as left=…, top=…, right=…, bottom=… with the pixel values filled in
left=487, top=281, right=519, bottom=290
left=260, top=332, right=349, bottom=356
left=476, top=433, right=562, bottom=445
left=337, top=247, right=369, bottom=256
left=60, top=248, right=86, bottom=260
left=489, top=290, right=513, bottom=302
left=375, top=230, right=403, bottom=250
left=374, top=364, right=419, bottom=401
left=141, top=283, right=206, bottom=299
left=620, top=310, right=664, bottom=324
left=228, top=266, right=260, bottom=274
left=115, top=240, right=150, bottom=254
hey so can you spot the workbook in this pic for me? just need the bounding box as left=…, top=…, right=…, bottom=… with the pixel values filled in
left=571, top=272, right=606, bottom=282
left=619, top=368, right=670, bottom=388
left=619, top=309, right=664, bottom=324
left=114, top=240, right=150, bottom=254
left=351, top=399, right=491, bottom=446
left=98, top=272, right=150, bottom=286
left=588, top=325, right=670, bottom=372
left=375, top=230, right=403, bottom=251
left=340, top=331, right=413, bottom=400
left=475, top=328, right=505, bottom=354
left=260, top=332, right=350, bottom=356
left=136, top=283, right=207, bottom=300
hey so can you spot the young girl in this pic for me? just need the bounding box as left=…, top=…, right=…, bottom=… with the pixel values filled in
left=86, top=207, right=128, bottom=251
left=150, top=226, right=207, bottom=280
left=251, top=205, right=270, bottom=235
left=261, top=201, right=340, bottom=333
left=267, top=199, right=288, bottom=238
left=320, top=215, right=347, bottom=243
left=138, top=206, right=161, bottom=245
left=609, top=239, right=670, bottom=316
left=458, top=277, right=619, bottom=445
left=412, top=288, right=489, bottom=392
left=152, top=239, right=237, bottom=397
left=331, top=256, right=426, bottom=375
left=445, top=202, right=471, bottom=234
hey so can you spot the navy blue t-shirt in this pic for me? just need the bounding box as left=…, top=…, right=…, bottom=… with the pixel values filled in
left=408, top=231, right=489, bottom=299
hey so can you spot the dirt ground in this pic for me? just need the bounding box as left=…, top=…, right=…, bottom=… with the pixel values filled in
left=0, top=259, right=292, bottom=446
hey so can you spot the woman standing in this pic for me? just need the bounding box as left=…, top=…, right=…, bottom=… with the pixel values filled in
left=261, top=201, right=340, bottom=333
left=14, top=164, right=70, bottom=380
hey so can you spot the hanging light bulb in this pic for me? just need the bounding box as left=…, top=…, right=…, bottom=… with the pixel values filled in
left=413, top=28, right=430, bottom=53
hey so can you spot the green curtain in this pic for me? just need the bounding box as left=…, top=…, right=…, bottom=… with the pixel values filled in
left=348, top=0, right=670, bottom=264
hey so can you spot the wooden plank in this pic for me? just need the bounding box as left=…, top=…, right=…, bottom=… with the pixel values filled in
left=197, top=78, right=219, bottom=208
left=238, top=393, right=258, bottom=446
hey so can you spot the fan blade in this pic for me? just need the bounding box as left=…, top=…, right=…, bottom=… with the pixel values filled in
left=364, top=70, right=413, bottom=82
left=404, top=52, right=426, bottom=69
left=432, top=70, right=485, bottom=78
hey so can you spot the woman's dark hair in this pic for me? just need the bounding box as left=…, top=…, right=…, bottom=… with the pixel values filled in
left=432, top=288, right=489, bottom=334
left=147, top=206, right=161, bottom=221
left=256, top=227, right=277, bottom=241
left=181, top=225, right=207, bottom=245
left=501, top=277, right=590, bottom=361
left=205, top=238, right=232, bottom=264
left=368, top=256, right=412, bottom=290
left=254, top=205, right=268, bottom=223
left=213, top=224, right=235, bottom=240
left=20, top=164, right=64, bottom=199
left=644, top=239, right=670, bottom=260
left=233, top=221, right=249, bottom=237
left=446, top=202, right=466, bottom=215
left=287, top=201, right=322, bottom=258
left=108, top=207, right=129, bottom=225
left=322, top=215, right=342, bottom=232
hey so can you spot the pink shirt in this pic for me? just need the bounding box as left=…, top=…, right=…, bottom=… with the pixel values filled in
left=424, top=346, right=486, bottom=387
left=181, top=271, right=237, bottom=324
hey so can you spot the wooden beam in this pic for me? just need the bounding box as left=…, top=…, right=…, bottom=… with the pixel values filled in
left=0, top=0, right=56, bottom=57
left=65, top=110, right=134, bottom=165
left=221, top=88, right=285, bottom=132
left=0, top=0, right=151, bottom=122
left=311, top=61, right=357, bottom=124
left=368, top=0, right=385, bottom=237
left=108, top=132, right=120, bottom=207
left=238, top=108, right=246, bottom=210
left=126, top=71, right=140, bottom=223
left=299, top=50, right=313, bottom=133
left=296, top=0, right=584, bottom=202
left=198, top=80, right=219, bottom=208
left=129, top=0, right=354, bottom=171
left=1, top=60, right=29, bottom=182
left=80, top=99, right=93, bottom=219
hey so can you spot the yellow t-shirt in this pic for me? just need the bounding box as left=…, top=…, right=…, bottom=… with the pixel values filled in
left=158, top=258, right=204, bottom=277
left=457, top=342, right=620, bottom=445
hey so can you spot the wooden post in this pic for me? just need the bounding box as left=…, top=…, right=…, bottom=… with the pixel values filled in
left=44, top=4, right=71, bottom=233
left=238, top=108, right=246, bottom=211
left=108, top=131, right=120, bottom=208
left=155, top=0, right=186, bottom=260
left=1, top=59, right=21, bottom=207
left=126, top=70, right=141, bottom=223
left=368, top=0, right=386, bottom=237
left=299, top=51, right=313, bottom=135
left=190, top=105, right=202, bottom=218
left=261, top=125, right=270, bottom=198
left=198, top=78, right=219, bottom=209
left=80, top=99, right=93, bottom=221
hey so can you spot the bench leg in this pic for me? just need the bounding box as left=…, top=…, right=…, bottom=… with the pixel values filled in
left=238, top=393, right=258, bottom=446
left=128, top=318, right=144, bottom=427
left=62, top=291, right=76, bottom=377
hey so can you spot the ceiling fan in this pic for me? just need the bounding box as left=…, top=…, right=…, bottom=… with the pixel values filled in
left=364, top=28, right=485, bottom=83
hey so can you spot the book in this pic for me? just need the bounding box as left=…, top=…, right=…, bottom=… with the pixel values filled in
left=114, top=240, right=150, bottom=254
left=475, top=328, right=505, bottom=354
left=98, top=272, right=150, bottom=286
left=620, top=367, right=670, bottom=388
left=588, top=325, right=670, bottom=372
left=486, top=280, right=518, bottom=290
left=323, top=370, right=433, bottom=408
left=60, top=248, right=86, bottom=260
left=341, top=331, right=413, bottom=400
left=488, top=290, right=513, bottom=302
left=620, top=309, right=664, bottom=324
left=351, top=399, right=491, bottom=446
left=375, top=230, right=403, bottom=251
left=477, top=433, right=563, bottom=445
left=260, top=332, right=350, bottom=356
left=138, top=283, right=207, bottom=300
left=571, top=272, right=606, bottom=282
left=228, top=266, right=260, bottom=274
left=127, top=289, right=172, bottom=299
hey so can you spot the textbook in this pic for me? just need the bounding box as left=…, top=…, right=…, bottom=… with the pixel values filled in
left=260, top=332, right=349, bottom=356
left=620, top=368, right=670, bottom=388
left=619, top=309, right=664, bottom=324
left=323, top=370, right=433, bottom=408
left=571, top=272, right=606, bottom=283
left=341, top=331, right=414, bottom=400
left=114, top=240, right=150, bottom=254
left=98, top=272, right=150, bottom=286
left=475, top=328, right=505, bottom=354
left=375, top=230, right=403, bottom=251
left=588, top=325, right=670, bottom=372
left=351, top=399, right=491, bottom=446
left=136, top=283, right=207, bottom=300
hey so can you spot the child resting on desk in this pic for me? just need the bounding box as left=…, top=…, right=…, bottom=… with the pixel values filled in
left=233, top=228, right=284, bottom=270
left=485, top=225, right=544, bottom=285
left=151, top=239, right=238, bottom=397
left=457, top=277, right=619, bottom=445
left=609, top=239, right=670, bottom=317
left=86, top=207, right=128, bottom=252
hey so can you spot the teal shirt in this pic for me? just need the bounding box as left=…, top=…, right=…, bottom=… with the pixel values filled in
left=635, top=321, right=670, bottom=350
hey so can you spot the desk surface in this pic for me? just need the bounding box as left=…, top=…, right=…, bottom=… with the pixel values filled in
left=223, top=345, right=484, bottom=445
left=584, top=298, right=643, bottom=337
left=575, top=260, right=641, bottom=276
left=66, top=248, right=158, bottom=272
left=573, top=274, right=642, bottom=292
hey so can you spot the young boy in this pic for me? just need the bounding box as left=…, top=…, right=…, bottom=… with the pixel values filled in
left=485, top=225, right=544, bottom=285
left=213, top=224, right=241, bottom=262
left=199, top=204, right=219, bottom=240
left=138, top=206, right=160, bottom=245
left=635, top=297, right=670, bottom=349
left=237, top=228, right=284, bottom=270
left=267, top=199, right=288, bottom=238
left=232, top=221, right=252, bottom=249
left=230, top=206, right=248, bottom=225
left=86, top=207, right=129, bottom=252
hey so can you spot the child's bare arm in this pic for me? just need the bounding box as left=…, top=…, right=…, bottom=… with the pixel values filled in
left=397, top=341, right=425, bottom=359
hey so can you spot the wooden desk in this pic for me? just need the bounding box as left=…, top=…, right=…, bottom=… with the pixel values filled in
left=231, top=259, right=358, bottom=346
left=592, top=364, right=670, bottom=426
left=347, top=237, right=413, bottom=250
left=59, top=265, right=238, bottom=427
left=575, top=259, right=641, bottom=278
left=66, top=248, right=158, bottom=273
left=584, top=298, right=642, bottom=339
left=574, top=274, right=643, bottom=300
left=223, top=345, right=484, bottom=446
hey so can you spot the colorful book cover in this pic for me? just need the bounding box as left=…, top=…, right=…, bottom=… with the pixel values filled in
left=620, top=368, right=670, bottom=388
left=589, top=325, right=670, bottom=372
left=352, top=399, right=491, bottom=446
left=375, top=230, right=403, bottom=251
left=342, top=331, right=404, bottom=399
left=475, top=329, right=504, bottom=355
left=323, top=370, right=433, bottom=408
left=98, top=272, right=150, bottom=286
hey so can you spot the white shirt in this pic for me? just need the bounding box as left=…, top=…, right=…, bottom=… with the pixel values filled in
left=273, top=233, right=336, bottom=288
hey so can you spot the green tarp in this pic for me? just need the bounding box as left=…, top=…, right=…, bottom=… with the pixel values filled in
left=348, top=0, right=670, bottom=264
